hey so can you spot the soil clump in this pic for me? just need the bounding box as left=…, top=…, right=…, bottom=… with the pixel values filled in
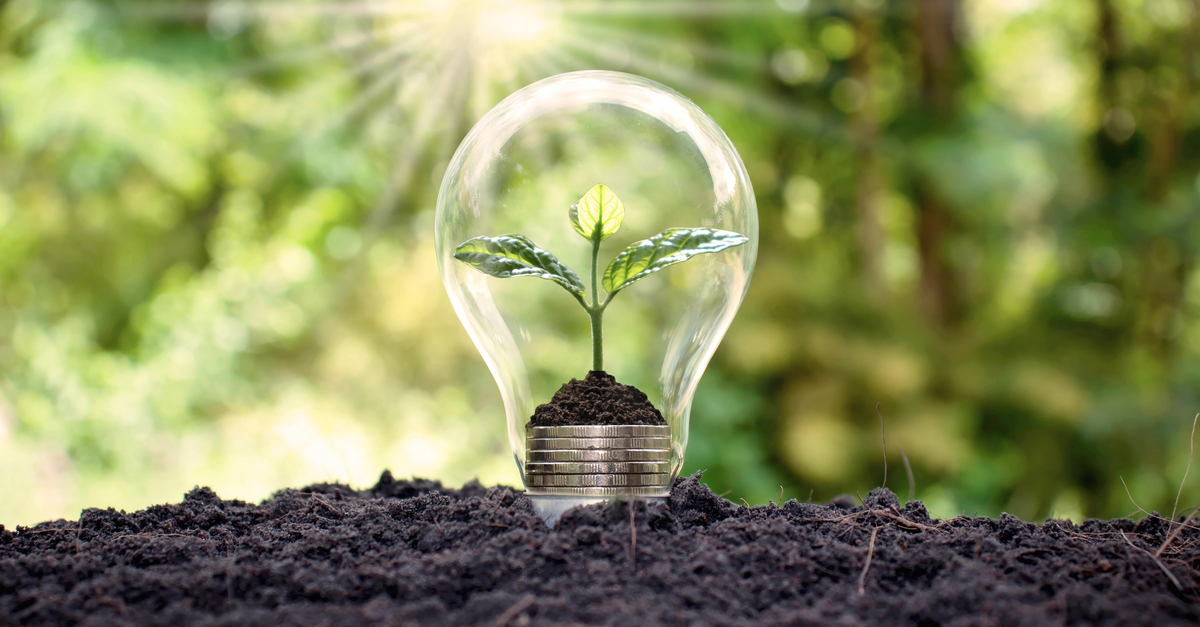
left=2, top=471, right=1198, bottom=626
left=527, top=370, right=665, bottom=427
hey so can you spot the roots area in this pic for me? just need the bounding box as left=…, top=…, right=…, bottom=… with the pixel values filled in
left=527, top=370, right=666, bottom=427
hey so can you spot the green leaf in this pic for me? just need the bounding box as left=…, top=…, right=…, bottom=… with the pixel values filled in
left=569, top=184, right=625, bottom=243
left=602, top=228, right=749, bottom=293
left=454, top=234, right=585, bottom=295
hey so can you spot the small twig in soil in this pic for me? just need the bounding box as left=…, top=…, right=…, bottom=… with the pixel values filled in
left=740, top=498, right=751, bottom=509
left=1168, top=413, right=1198, bottom=536
left=1157, top=508, right=1198, bottom=559
left=877, top=403, right=887, bottom=490
left=800, top=509, right=939, bottom=533
left=858, top=527, right=879, bottom=595
left=780, top=486, right=785, bottom=505
left=495, top=595, right=535, bottom=627
left=112, top=533, right=191, bottom=541
left=900, top=447, right=914, bottom=503
left=807, top=489, right=814, bottom=503
left=1121, top=530, right=1183, bottom=590
left=310, top=495, right=344, bottom=518
left=874, top=510, right=937, bottom=533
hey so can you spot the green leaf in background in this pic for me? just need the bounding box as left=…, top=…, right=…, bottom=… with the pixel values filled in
left=454, top=234, right=586, bottom=295
left=569, top=183, right=625, bottom=242
left=602, top=227, right=749, bottom=293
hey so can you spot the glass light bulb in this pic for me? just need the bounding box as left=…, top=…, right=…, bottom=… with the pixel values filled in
left=435, top=71, right=757, bottom=515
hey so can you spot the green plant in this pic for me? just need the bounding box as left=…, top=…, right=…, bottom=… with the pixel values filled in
left=454, top=184, right=748, bottom=371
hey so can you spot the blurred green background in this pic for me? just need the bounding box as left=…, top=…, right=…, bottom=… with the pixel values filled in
left=2, top=0, right=1199, bottom=527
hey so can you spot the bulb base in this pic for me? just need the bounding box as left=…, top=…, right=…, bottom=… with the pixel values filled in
left=524, top=424, right=672, bottom=499
left=528, top=494, right=668, bottom=527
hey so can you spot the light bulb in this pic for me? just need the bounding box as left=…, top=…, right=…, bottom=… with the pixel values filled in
left=435, top=71, right=757, bottom=519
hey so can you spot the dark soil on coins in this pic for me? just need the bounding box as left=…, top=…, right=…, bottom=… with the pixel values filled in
left=2, top=471, right=1198, bottom=626
left=527, top=370, right=666, bottom=427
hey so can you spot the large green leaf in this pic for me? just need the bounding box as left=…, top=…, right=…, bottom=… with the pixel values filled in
left=454, top=234, right=585, bottom=295
left=568, top=184, right=625, bottom=243
left=602, top=228, right=749, bottom=293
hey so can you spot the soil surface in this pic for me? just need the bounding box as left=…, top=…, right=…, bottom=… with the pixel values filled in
left=2, top=471, right=1198, bottom=627
left=527, top=370, right=666, bottom=427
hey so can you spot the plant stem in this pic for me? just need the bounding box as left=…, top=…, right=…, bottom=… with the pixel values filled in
left=589, top=306, right=603, bottom=372
left=590, top=236, right=603, bottom=371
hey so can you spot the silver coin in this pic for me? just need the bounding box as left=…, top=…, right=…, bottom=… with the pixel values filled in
left=526, top=436, right=670, bottom=450
left=527, top=425, right=670, bottom=438
left=524, top=473, right=671, bottom=487
left=525, top=486, right=671, bottom=497
left=526, top=448, right=671, bottom=462
left=525, top=461, right=670, bottom=475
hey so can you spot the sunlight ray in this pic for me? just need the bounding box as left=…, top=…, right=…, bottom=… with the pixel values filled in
left=271, top=41, right=414, bottom=130
left=518, top=45, right=580, bottom=85
left=233, top=21, right=419, bottom=76
left=297, top=55, right=416, bottom=145
left=468, top=58, right=506, bottom=123
left=121, top=1, right=431, bottom=21
left=363, top=50, right=470, bottom=236
left=555, top=0, right=781, bottom=17
left=514, top=55, right=552, bottom=88
left=567, top=20, right=767, bottom=73
left=565, top=28, right=836, bottom=139
left=541, top=44, right=605, bottom=77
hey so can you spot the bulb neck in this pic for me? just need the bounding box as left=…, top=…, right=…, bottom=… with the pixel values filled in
left=528, top=494, right=667, bottom=527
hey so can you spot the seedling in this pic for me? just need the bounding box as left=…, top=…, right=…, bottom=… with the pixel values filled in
left=454, top=184, right=748, bottom=371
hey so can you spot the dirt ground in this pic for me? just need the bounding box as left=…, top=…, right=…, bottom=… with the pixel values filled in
left=1, top=471, right=1197, bottom=626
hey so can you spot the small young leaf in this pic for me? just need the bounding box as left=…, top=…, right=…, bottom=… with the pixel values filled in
left=602, top=227, right=749, bottom=293
left=454, top=234, right=586, bottom=295
left=569, top=184, right=625, bottom=243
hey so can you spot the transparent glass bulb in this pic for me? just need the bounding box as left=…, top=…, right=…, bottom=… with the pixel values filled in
left=435, top=71, right=757, bottom=508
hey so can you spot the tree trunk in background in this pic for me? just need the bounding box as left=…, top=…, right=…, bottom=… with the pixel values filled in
left=1147, top=0, right=1195, bottom=202
left=853, top=4, right=885, bottom=300
left=1139, top=0, right=1196, bottom=359
left=1096, top=0, right=1120, bottom=124
left=1095, top=0, right=1198, bottom=361
left=913, top=0, right=962, bottom=327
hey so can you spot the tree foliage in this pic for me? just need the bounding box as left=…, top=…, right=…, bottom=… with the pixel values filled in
left=0, top=0, right=1198, bottom=525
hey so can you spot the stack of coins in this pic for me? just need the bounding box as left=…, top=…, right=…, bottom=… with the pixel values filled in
left=525, top=425, right=671, bottom=496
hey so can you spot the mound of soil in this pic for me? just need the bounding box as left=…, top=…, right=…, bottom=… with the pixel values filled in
left=2, top=471, right=1198, bottom=626
left=527, top=370, right=666, bottom=427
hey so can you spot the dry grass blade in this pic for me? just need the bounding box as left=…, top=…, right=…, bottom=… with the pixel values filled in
left=900, top=447, right=914, bottom=503
left=858, top=527, right=879, bottom=595
left=1121, top=530, right=1182, bottom=590
left=800, top=509, right=939, bottom=533
left=878, top=403, right=888, bottom=490
left=1119, top=476, right=1151, bottom=518
left=1168, top=413, right=1198, bottom=531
